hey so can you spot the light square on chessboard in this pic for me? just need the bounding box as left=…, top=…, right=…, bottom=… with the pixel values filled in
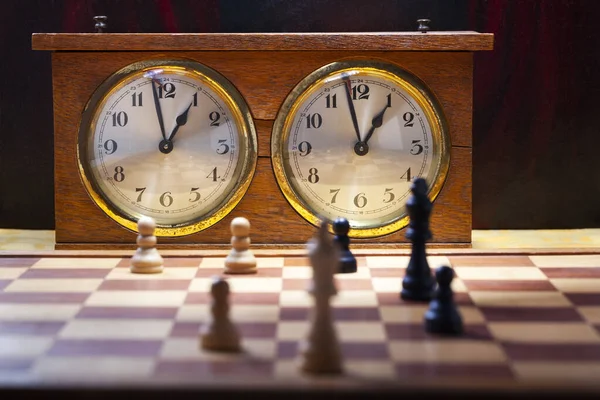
left=550, top=278, right=600, bottom=293
left=274, top=359, right=395, bottom=380
left=453, top=267, right=547, bottom=280
left=189, top=277, right=282, bottom=293
left=106, top=267, right=197, bottom=280
left=279, top=290, right=378, bottom=307
left=388, top=340, right=507, bottom=363
left=370, top=277, right=466, bottom=293
left=198, top=257, right=284, bottom=269
left=0, top=267, right=27, bottom=279
left=448, top=255, right=535, bottom=267
left=277, top=321, right=385, bottom=342
left=469, top=291, right=572, bottom=307
left=512, top=361, right=600, bottom=381
left=578, top=306, right=600, bottom=323
left=160, top=337, right=275, bottom=360
left=0, top=336, right=54, bottom=357
left=379, top=304, right=485, bottom=324
left=58, top=319, right=173, bottom=340
left=487, top=322, right=600, bottom=343
left=365, top=255, right=450, bottom=269
left=282, top=266, right=371, bottom=279
left=0, top=304, right=81, bottom=321
left=85, top=291, right=187, bottom=307
left=32, top=357, right=154, bottom=380
left=0, top=258, right=39, bottom=267
left=176, top=304, right=279, bottom=323
left=47, top=339, right=163, bottom=357
left=3, top=278, right=103, bottom=293
left=529, top=254, right=600, bottom=267
left=31, top=257, right=121, bottom=269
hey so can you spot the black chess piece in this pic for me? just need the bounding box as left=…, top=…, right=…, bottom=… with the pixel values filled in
left=333, top=218, right=357, bottom=274
left=424, top=266, right=463, bottom=335
left=400, top=178, right=435, bottom=301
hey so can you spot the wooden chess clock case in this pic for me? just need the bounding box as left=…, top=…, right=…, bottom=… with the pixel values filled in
left=32, top=30, right=493, bottom=249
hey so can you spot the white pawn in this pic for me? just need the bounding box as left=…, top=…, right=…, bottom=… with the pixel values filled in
left=199, top=276, right=241, bottom=352
left=130, top=216, right=163, bottom=274
left=224, top=217, right=257, bottom=274
left=299, top=221, right=343, bottom=375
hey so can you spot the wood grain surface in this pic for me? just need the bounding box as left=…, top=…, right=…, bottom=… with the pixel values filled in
left=49, top=42, right=476, bottom=247
left=32, top=32, right=494, bottom=51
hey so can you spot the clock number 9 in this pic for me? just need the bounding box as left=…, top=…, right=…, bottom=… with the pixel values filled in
left=298, top=141, right=312, bottom=156
left=103, top=139, right=117, bottom=155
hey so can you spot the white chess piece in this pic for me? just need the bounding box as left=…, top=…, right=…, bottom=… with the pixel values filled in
left=130, top=216, right=163, bottom=274
left=224, top=217, right=257, bottom=274
left=199, top=276, right=241, bottom=352
left=299, top=221, right=343, bottom=374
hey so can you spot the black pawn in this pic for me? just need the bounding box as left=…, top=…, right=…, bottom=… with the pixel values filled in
left=401, top=178, right=435, bottom=301
left=333, top=218, right=357, bottom=274
left=424, top=266, right=463, bottom=335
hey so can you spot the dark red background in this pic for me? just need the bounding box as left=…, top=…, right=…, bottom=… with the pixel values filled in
left=1, top=0, right=599, bottom=230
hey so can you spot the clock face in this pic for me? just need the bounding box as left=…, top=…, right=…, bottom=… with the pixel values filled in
left=272, top=60, right=450, bottom=238
left=78, top=60, right=257, bottom=236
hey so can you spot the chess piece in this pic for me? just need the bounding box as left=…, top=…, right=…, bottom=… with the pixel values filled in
left=199, top=276, right=242, bottom=352
left=299, top=221, right=343, bottom=375
left=401, top=178, right=435, bottom=301
left=333, top=217, right=357, bottom=274
left=424, top=266, right=463, bottom=335
left=224, top=217, right=257, bottom=274
left=130, top=216, right=163, bottom=274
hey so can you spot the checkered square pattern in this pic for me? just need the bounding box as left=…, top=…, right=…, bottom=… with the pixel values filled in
left=0, top=253, right=599, bottom=386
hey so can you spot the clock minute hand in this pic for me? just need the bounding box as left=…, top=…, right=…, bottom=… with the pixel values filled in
left=363, top=103, right=390, bottom=145
left=150, top=78, right=168, bottom=141
left=342, top=75, right=361, bottom=143
left=167, top=102, right=193, bottom=142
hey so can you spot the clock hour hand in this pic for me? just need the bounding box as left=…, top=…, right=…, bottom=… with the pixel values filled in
left=167, top=102, right=193, bottom=142
left=363, top=103, right=390, bottom=145
left=342, top=75, right=362, bottom=143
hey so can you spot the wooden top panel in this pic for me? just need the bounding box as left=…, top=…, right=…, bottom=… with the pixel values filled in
left=32, top=32, right=494, bottom=51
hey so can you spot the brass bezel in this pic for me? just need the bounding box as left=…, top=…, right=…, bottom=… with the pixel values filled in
left=271, top=59, right=451, bottom=238
left=77, top=59, right=257, bottom=237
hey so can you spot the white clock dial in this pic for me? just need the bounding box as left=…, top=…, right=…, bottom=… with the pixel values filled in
left=272, top=61, right=450, bottom=238
left=79, top=60, right=257, bottom=236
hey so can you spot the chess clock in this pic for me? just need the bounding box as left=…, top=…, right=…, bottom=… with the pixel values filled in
left=32, top=26, right=493, bottom=249
left=77, top=59, right=257, bottom=237
left=271, top=59, right=450, bottom=238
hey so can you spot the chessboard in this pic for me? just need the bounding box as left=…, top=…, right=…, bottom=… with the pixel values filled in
left=0, top=249, right=599, bottom=398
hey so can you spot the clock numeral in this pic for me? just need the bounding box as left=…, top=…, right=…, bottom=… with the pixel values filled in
left=209, top=112, right=221, bottom=127
left=192, top=92, right=198, bottom=107
left=351, top=84, right=370, bottom=100
left=383, top=188, right=395, bottom=203
left=410, top=140, right=424, bottom=155
left=386, top=93, right=392, bottom=107
left=113, top=166, right=125, bottom=182
left=307, top=167, right=319, bottom=184
left=216, top=139, right=230, bottom=155
left=400, top=167, right=412, bottom=182
left=305, top=113, right=322, bottom=129
left=403, top=112, right=415, bottom=127
left=131, top=92, right=143, bottom=107
left=329, top=188, right=340, bottom=204
left=135, top=187, right=146, bottom=202
left=354, top=193, right=367, bottom=208
left=207, top=167, right=219, bottom=182
left=189, top=187, right=201, bottom=202
left=159, top=191, right=173, bottom=207
left=298, top=141, right=312, bottom=157
left=325, top=93, right=337, bottom=108
left=112, top=111, right=128, bottom=127
left=103, top=139, right=117, bottom=155
left=157, top=82, right=176, bottom=99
